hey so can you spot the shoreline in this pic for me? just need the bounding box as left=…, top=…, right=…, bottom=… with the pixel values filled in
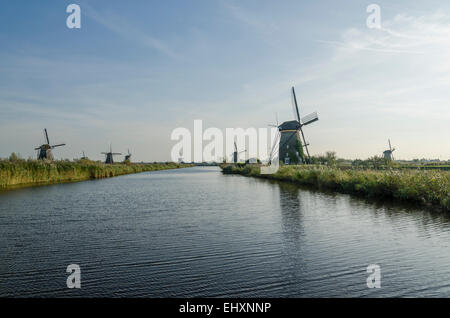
left=0, top=160, right=194, bottom=191
left=221, top=164, right=450, bottom=211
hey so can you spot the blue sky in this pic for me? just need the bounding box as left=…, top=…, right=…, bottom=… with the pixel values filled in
left=1, top=0, right=449, bottom=161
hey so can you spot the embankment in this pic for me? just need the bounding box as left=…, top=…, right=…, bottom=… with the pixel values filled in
left=221, top=164, right=450, bottom=211
left=0, top=160, right=193, bottom=190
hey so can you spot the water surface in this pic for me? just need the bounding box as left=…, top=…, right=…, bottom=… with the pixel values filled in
left=1, top=167, right=449, bottom=297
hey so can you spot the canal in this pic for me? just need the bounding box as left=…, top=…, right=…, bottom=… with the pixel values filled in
left=0, top=167, right=449, bottom=297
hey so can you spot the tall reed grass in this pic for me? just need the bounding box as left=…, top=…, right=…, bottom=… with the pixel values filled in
left=0, top=159, right=192, bottom=190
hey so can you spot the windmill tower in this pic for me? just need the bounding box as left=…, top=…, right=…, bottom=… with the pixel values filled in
left=383, top=139, right=396, bottom=161
left=232, top=141, right=246, bottom=163
left=124, top=149, right=132, bottom=162
left=102, top=144, right=121, bottom=164
left=272, top=87, right=319, bottom=165
left=34, top=128, right=66, bottom=160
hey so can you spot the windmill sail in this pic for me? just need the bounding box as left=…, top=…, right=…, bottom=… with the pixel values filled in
left=291, top=87, right=301, bottom=123
left=51, top=143, right=66, bottom=148
left=292, top=87, right=311, bottom=161
left=301, top=112, right=319, bottom=126
left=44, top=129, right=50, bottom=144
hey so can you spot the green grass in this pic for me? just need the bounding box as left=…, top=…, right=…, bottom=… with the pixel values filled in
left=0, top=159, right=193, bottom=190
left=221, top=164, right=450, bottom=211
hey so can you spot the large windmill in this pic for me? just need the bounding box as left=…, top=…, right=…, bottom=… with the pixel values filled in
left=34, top=128, right=66, bottom=160
left=232, top=141, right=246, bottom=163
left=383, top=139, right=396, bottom=161
left=269, top=87, right=319, bottom=165
left=102, top=144, right=121, bottom=164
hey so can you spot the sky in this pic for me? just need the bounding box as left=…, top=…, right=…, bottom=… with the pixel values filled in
left=0, top=0, right=449, bottom=162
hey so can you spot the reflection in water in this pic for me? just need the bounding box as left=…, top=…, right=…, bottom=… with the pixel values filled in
left=278, top=182, right=304, bottom=244
left=0, top=167, right=450, bottom=297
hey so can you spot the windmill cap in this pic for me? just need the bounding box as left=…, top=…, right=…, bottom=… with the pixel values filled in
left=279, top=120, right=301, bottom=131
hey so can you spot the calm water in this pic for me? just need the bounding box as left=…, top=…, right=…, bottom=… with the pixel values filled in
left=0, top=166, right=449, bottom=297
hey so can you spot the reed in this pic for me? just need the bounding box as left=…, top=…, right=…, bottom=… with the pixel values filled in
left=221, top=164, right=450, bottom=210
left=0, top=159, right=193, bottom=190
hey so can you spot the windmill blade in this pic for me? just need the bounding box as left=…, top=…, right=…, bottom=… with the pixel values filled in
left=35, top=147, right=41, bottom=150
left=388, top=139, right=392, bottom=152
left=44, top=129, right=50, bottom=144
left=301, top=112, right=319, bottom=126
left=51, top=143, right=66, bottom=148
left=101, top=152, right=108, bottom=154
left=112, top=153, right=122, bottom=155
left=268, top=132, right=280, bottom=162
left=291, top=87, right=301, bottom=123
left=299, top=126, right=311, bottom=162
left=267, top=112, right=280, bottom=128
left=234, top=142, right=237, bottom=153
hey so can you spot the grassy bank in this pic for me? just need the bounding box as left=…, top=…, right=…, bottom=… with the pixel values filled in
left=0, top=160, right=193, bottom=190
left=221, top=164, right=450, bottom=211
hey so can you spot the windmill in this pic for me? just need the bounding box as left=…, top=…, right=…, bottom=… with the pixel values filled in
left=34, top=128, right=66, bottom=160
left=124, top=149, right=132, bottom=162
left=101, top=144, right=121, bottom=164
left=232, top=141, right=246, bottom=163
left=383, top=139, right=396, bottom=161
left=269, top=87, right=319, bottom=165
left=81, top=151, right=88, bottom=160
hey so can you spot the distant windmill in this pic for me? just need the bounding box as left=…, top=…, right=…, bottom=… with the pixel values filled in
left=81, top=151, right=88, bottom=160
left=268, top=112, right=279, bottom=128
left=269, top=87, right=319, bottom=165
left=102, top=144, right=121, bottom=164
left=124, top=149, right=132, bottom=162
left=232, top=141, right=246, bottom=163
left=34, top=128, right=66, bottom=160
left=383, top=139, right=396, bottom=161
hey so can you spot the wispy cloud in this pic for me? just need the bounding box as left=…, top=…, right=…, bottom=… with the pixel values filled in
left=221, top=1, right=279, bottom=35
left=84, top=4, right=183, bottom=61
left=318, top=11, right=450, bottom=56
left=315, top=39, right=424, bottom=54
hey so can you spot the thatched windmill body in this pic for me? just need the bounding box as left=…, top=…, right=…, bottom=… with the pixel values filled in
left=383, top=139, right=396, bottom=161
left=102, top=144, right=121, bottom=164
left=35, top=128, right=66, bottom=160
left=232, top=142, right=246, bottom=163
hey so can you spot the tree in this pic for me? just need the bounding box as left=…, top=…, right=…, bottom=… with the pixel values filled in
left=325, top=151, right=337, bottom=166
left=352, top=159, right=363, bottom=168
left=367, top=155, right=385, bottom=169
left=9, top=152, right=22, bottom=162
